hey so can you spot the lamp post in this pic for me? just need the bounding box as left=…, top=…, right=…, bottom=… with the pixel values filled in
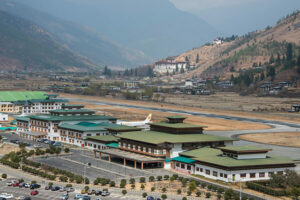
left=239, top=177, right=243, bottom=200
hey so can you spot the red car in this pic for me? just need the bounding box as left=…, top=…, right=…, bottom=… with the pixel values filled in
left=30, top=190, right=39, bottom=196
left=13, top=182, right=19, bottom=187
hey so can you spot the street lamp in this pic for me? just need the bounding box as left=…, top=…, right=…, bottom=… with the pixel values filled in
left=83, top=162, right=91, bottom=184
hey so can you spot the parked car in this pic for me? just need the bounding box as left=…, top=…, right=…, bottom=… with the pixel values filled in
left=0, top=197, right=6, bottom=200
left=101, top=191, right=110, bottom=196
left=19, top=182, right=26, bottom=188
left=44, top=140, right=49, bottom=144
left=24, top=197, right=31, bottom=200
left=51, top=186, right=60, bottom=191
left=25, top=143, right=31, bottom=146
left=30, top=184, right=40, bottom=189
left=24, top=183, right=31, bottom=188
left=45, top=185, right=52, bottom=190
left=66, top=187, right=74, bottom=192
left=147, top=197, right=155, bottom=200
left=53, top=142, right=61, bottom=146
left=33, top=144, right=42, bottom=148
left=0, top=193, right=13, bottom=199
left=60, top=194, right=69, bottom=200
left=49, top=141, right=55, bottom=145
left=81, top=196, right=90, bottom=200
left=74, top=194, right=83, bottom=199
left=15, top=196, right=25, bottom=200
left=94, top=190, right=102, bottom=196
left=9, top=139, right=18, bottom=144
left=13, top=182, right=20, bottom=187
left=30, top=190, right=38, bottom=196
left=7, top=182, right=13, bottom=186
left=60, top=187, right=66, bottom=192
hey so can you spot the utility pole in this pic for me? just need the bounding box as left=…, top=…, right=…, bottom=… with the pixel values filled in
left=239, top=178, right=243, bottom=200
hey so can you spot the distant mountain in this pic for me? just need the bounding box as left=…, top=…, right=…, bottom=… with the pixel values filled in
left=175, top=11, right=300, bottom=82
left=0, top=10, right=97, bottom=72
left=11, top=0, right=219, bottom=60
left=0, top=0, right=152, bottom=68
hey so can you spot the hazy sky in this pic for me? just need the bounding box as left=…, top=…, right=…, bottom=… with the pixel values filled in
left=170, top=0, right=300, bottom=35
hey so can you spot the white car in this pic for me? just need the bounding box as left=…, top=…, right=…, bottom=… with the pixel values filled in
left=16, top=196, right=25, bottom=200
left=0, top=193, right=14, bottom=199
left=24, top=183, right=31, bottom=188
left=33, top=144, right=41, bottom=148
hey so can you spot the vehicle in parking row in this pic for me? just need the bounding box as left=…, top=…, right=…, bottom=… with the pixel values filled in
left=30, top=183, right=41, bottom=189
left=0, top=193, right=13, bottom=199
left=30, top=190, right=38, bottom=196
left=51, top=186, right=61, bottom=191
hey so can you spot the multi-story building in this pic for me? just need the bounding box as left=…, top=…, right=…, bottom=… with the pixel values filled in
left=0, top=91, right=67, bottom=115
left=16, top=105, right=117, bottom=141
left=172, top=146, right=295, bottom=182
left=94, top=115, right=235, bottom=170
left=154, top=59, right=187, bottom=74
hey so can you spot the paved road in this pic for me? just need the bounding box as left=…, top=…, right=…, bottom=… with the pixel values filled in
left=68, top=98, right=300, bottom=160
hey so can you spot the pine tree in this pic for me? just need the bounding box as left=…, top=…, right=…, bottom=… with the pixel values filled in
left=286, top=43, right=293, bottom=61
left=185, top=56, right=189, bottom=62
left=269, top=54, right=274, bottom=64
left=180, top=66, right=184, bottom=73
left=276, top=53, right=281, bottom=65
left=196, top=54, right=199, bottom=63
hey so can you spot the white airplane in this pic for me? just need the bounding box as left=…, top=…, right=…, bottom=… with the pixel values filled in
left=117, top=113, right=152, bottom=127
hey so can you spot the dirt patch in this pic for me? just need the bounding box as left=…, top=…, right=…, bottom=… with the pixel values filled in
left=239, top=132, right=300, bottom=148
left=0, top=143, right=20, bottom=154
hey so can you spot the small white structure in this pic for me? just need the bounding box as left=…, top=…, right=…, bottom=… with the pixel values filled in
left=213, top=38, right=222, bottom=45
left=0, top=113, right=8, bottom=122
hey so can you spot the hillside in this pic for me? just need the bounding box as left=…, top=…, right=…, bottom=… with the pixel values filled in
left=176, top=11, right=300, bottom=82
left=12, top=0, right=219, bottom=60
left=0, top=10, right=98, bottom=72
left=0, top=0, right=152, bottom=68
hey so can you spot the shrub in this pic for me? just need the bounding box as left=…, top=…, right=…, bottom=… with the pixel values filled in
left=60, top=176, right=68, bottom=182
left=109, top=181, right=115, bottom=187
left=187, top=190, right=192, bottom=196
left=129, top=178, right=135, bottom=184
left=201, top=183, right=207, bottom=188
left=151, top=187, right=155, bottom=192
left=170, top=176, right=175, bottom=182
left=161, top=194, right=167, bottom=200
left=173, top=174, right=178, bottom=180
left=131, top=184, right=135, bottom=189
left=84, top=178, right=89, bottom=184
left=207, top=185, right=213, bottom=190
left=162, top=187, right=167, bottom=193
left=84, top=186, right=89, bottom=191
left=246, top=182, right=286, bottom=196
left=189, top=181, right=196, bottom=191
left=157, top=176, right=162, bottom=181
left=217, top=193, right=222, bottom=199
left=140, top=177, right=146, bottom=183
left=182, top=197, right=187, bottom=200
left=66, top=184, right=72, bottom=188
left=120, top=182, right=126, bottom=188
left=141, top=184, right=145, bottom=190
left=149, top=176, right=155, bottom=182
left=2, top=173, right=7, bottom=179
left=122, top=190, right=127, bottom=195
left=48, top=182, right=53, bottom=186
left=18, top=178, right=24, bottom=183
left=196, top=190, right=201, bottom=197
left=242, top=196, right=248, bottom=200
left=164, top=175, right=169, bottom=180
left=31, top=180, right=37, bottom=184
left=206, top=192, right=211, bottom=198
left=177, top=189, right=182, bottom=194
left=218, top=187, right=225, bottom=194
left=64, top=148, right=70, bottom=153
left=142, top=192, right=147, bottom=198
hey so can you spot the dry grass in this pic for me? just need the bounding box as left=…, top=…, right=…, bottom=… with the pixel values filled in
left=239, top=132, right=300, bottom=148
left=0, top=143, right=20, bottom=154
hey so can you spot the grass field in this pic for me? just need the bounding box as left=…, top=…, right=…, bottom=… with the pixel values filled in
left=0, top=91, right=46, bottom=101
left=239, top=132, right=300, bottom=148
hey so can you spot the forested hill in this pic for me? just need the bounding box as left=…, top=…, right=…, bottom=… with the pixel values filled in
left=0, top=10, right=98, bottom=72
left=177, top=10, right=300, bottom=84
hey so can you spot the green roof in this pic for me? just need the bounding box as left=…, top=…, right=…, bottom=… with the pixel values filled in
left=167, top=115, right=187, bottom=119
left=62, top=104, right=84, bottom=108
left=50, top=109, right=95, bottom=114
left=180, top=147, right=294, bottom=168
left=29, top=114, right=117, bottom=122
left=16, top=116, right=30, bottom=122
left=76, top=122, right=100, bottom=127
left=151, top=122, right=207, bottom=129
left=0, top=91, right=46, bottom=102
left=86, top=136, right=119, bottom=143
left=117, top=131, right=235, bottom=145
left=218, top=146, right=272, bottom=153
left=106, top=126, right=141, bottom=132
left=106, top=142, right=119, bottom=148
left=165, top=158, right=172, bottom=163
left=58, top=123, right=107, bottom=132
left=172, top=156, right=195, bottom=164
left=0, top=127, right=17, bottom=131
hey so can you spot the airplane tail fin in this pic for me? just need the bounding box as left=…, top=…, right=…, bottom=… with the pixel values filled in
left=145, top=113, right=152, bottom=123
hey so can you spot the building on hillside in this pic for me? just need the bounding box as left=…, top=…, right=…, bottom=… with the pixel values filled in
left=124, top=81, right=140, bottom=89
left=213, top=38, right=222, bottom=45
left=172, top=146, right=295, bottom=182
left=154, top=60, right=187, bottom=74
left=16, top=105, right=117, bottom=141
left=0, top=113, right=8, bottom=122
left=93, top=115, right=235, bottom=170
left=291, top=104, right=300, bottom=112
left=0, top=91, right=67, bottom=115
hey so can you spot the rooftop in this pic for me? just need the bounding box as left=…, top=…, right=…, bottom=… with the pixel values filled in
left=61, top=104, right=84, bottom=108
left=16, top=116, right=30, bottom=122
left=218, top=146, right=272, bottom=153
left=117, top=131, right=235, bottom=145
left=150, top=122, right=207, bottom=129
left=180, top=147, right=294, bottom=168
left=0, top=91, right=46, bottom=102
left=167, top=115, right=187, bottom=119
left=29, top=114, right=117, bottom=122
left=50, top=109, right=95, bottom=114
left=86, top=135, right=118, bottom=143
left=58, top=123, right=106, bottom=132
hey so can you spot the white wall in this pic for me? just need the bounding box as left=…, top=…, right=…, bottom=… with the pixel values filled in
left=0, top=113, right=8, bottom=121
left=237, top=153, right=267, bottom=160
left=193, top=163, right=294, bottom=182
left=170, top=143, right=183, bottom=158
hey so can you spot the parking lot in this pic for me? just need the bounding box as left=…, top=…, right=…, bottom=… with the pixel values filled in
left=0, top=179, right=146, bottom=200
